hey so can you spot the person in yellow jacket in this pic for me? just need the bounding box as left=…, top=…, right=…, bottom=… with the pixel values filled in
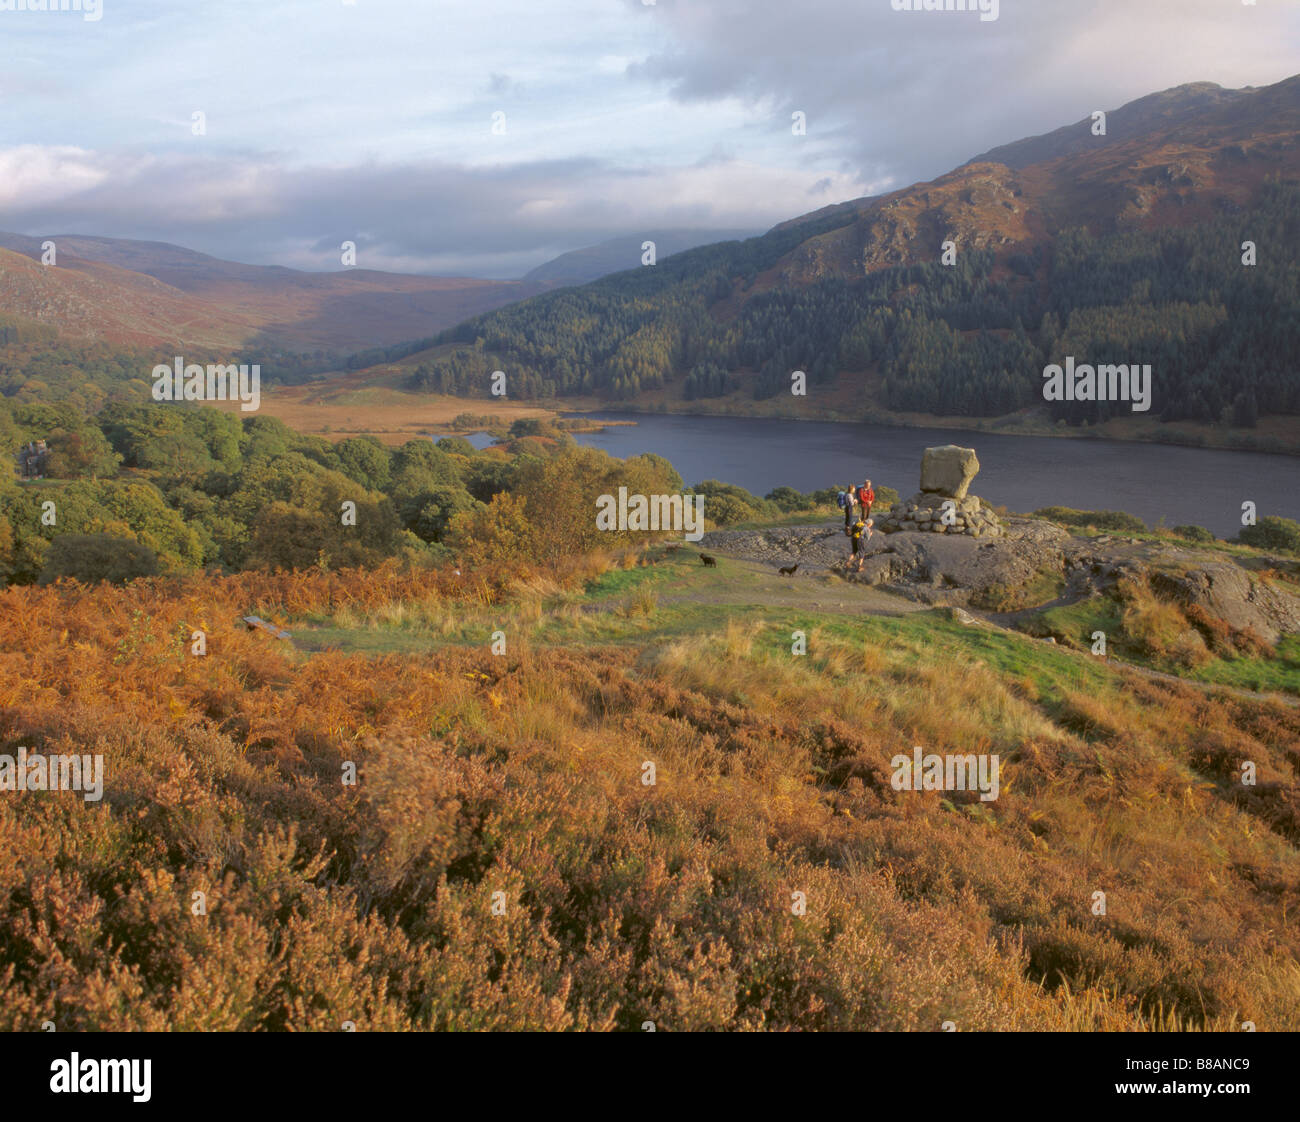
left=847, top=516, right=873, bottom=571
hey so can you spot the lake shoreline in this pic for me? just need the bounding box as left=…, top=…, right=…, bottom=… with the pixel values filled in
left=556, top=401, right=1300, bottom=459
left=560, top=411, right=1300, bottom=540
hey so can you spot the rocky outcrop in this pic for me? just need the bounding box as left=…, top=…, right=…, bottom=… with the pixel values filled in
left=698, top=518, right=1300, bottom=640
left=855, top=518, right=1065, bottom=604
left=1149, top=563, right=1300, bottom=644
left=700, top=526, right=851, bottom=570
left=700, top=518, right=1066, bottom=607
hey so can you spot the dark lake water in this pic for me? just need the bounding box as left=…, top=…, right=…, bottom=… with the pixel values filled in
left=566, top=413, right=1299, bottom=539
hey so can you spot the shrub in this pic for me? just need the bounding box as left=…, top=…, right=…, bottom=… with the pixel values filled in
left=2, top=562, right=1299, bottom=1030
left=508, top=418, right=544, bottom=438
left=873, top=485, right=900, bottom=509
left=690, top=479, right=769, bottom=526
left=445, top=492, right=534, bottom=569
left=37, top=533, right=160, bottom=585
left=435, top=436, right=477, bottom=456
left=764, top=486, right=807, bottom=512
left=702, top=493, right=762, bottom=526
left=1116, top=577, right=1210, bottom=669
left=808, top=486, right=840, bottom=507
left=1034, top=506, right=1146, bottom=533
left=394, top=483, right=479, bottom=543
left=1171, top=525, right=1215, bottom=543
left=1239, top=516, right=1300, bottom=555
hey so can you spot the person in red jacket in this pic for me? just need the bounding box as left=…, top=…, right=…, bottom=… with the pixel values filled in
left=857, top=480, right=875, bottom=521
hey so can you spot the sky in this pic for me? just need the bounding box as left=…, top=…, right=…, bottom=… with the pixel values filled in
left=0, top=0, right=1297, bottom=278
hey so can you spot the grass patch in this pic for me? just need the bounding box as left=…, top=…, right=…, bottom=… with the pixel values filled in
left=1189, top=634, right=1300, bottom=695
left=581, top=561, right=669, bottom=598
left=727, top=508, right=839, bottom=530
left=1033, top=506, right=1146, bottom=533
left=1028, top=593, right=1300, bottom=696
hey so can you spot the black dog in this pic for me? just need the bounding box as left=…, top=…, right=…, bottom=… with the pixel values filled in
left=778, top=564, right=798, bottom=576
left=699, top=553, right=717, bottom=567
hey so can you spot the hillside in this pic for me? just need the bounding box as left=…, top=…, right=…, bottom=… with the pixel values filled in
left=779, top=76, right=1300, bottom=284
left=522, top=229, right=761, bottom=287
left=967, top=79, right=1287, bottom=171
left=0, top=228, right=765, bottom=357
left=401, top=75, right=1299, bottom=443
left=3, top=383, right=1299, bottom=1030
left=3, top=530, right=1298, bottom=1030
left=0, top=246, right=251, bottom=352
left=0, top=233, right=542, bottom=354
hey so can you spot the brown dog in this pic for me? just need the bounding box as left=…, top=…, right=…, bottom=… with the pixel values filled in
left=779, top=564, right=798, bottom=576
left=699, top=553, right=717, bottom=567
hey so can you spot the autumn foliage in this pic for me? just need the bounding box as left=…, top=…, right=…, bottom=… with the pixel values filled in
left=2, top=557, right=1299, bottom=1030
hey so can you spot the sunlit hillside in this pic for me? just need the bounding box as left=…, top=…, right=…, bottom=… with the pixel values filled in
left=3, top=541, right=1297, bottom=1031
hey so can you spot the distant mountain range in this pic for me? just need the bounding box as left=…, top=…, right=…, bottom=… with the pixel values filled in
left=0, top=226, right=757, bottom=356
left=522, top=229, right=760, bottom=286
left=0, top=232, right=541, bottom=354
left=3, top=74, right=1297, bottom=430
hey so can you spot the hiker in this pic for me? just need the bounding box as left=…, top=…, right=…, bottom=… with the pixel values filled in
left=857, top=480, right=875, bottom=523
left=847, top=515, right=873, bottom=571
left=839, top=483, right=856, bottom=529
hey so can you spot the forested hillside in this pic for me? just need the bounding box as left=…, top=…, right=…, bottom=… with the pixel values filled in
left=0, top=311, right=363, bottom=408
left=402, top=76, right=1300, bottom=431
left=412, top=179, right=1298, bottom=427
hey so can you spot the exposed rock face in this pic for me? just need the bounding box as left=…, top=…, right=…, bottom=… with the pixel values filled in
left=854, top=519, right=1066, bottom=603
left=697, top=520, right=1300, bottom=642
left=920, top=445, right=980, bottom=499
left=700, top=518, right=1065, bottom=607
left=1149, top=563, right=1300, bottom=644
left=699, top=526, right=851, bottom=571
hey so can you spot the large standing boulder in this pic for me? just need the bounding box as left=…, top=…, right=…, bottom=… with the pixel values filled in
left=920, top=445, right=980, bottom=500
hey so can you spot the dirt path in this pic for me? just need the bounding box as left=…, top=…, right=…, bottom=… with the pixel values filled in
left=661, top=554, right=929, bottom=616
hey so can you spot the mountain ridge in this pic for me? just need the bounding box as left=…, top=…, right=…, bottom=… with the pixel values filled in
left=384, top=72, right=1298, bottom=441
left=0, top=231, right=545, bottom=353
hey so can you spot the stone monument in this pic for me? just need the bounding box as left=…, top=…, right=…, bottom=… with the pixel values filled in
left=876, top=445, right=1003, bottom=538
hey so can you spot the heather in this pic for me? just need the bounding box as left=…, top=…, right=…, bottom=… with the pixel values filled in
left=2, top=549, right=1297, bottom=1031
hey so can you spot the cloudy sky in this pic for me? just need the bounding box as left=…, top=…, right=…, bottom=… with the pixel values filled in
left=1, top=0, right=1296, bottom=277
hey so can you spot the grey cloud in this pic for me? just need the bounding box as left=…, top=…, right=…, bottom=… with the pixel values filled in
left=630, top=0, right=1300, bottom=185
left=4, top=0, right=1295, bottom=278
left=0, top=149, right=850, bottom=276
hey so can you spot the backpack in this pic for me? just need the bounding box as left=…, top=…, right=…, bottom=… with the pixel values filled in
left=837, top=491, right=849, bottom=509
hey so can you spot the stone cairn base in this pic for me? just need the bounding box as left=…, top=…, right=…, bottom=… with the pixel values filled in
left=875, top=444, right=1004, bottom=539
left=877, top=492, right=1003, bottom=538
